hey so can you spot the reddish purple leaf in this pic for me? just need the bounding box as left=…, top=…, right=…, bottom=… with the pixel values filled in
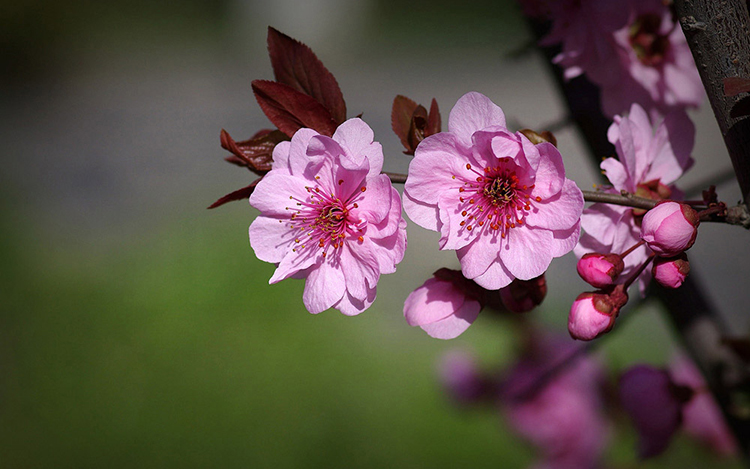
left=427, top=98, right=441, bottom=136
left=724, top=77, right=750, bottom=97
left=220, top=128, right=287, bottom=175
left=391, top=95, right=419, bottom=151
left=207, top=180, right=260, bottom=209
left=267, top=27, right=347, bottom=124
left=407, top=104, right=429, bottom=152
left=252, top=80, right=338, bottom=138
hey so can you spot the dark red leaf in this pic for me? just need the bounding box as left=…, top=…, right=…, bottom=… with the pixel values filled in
left=427, top=98, right=441, bottom=136
left=407, top=105, right=429, bottom=152
left=724, top=77, right=750, bottom=97
left=207, top=180, right=260, bottom=209
left=220, top=128, right=287, bottom=175
left=391, top=95, right=419, bottom=151
left=252, top=80, right=338, bottom=137
left=267, top=27, right=347, bottom=124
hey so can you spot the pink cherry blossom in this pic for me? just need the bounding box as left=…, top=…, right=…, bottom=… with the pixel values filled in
left=541, top=0, right=703, bottom=117
left=404, top=92, right=583, bottom=290
left=669, top=354, right=739, bottom=457
left=248, top=118, right=407, bottom=316
left=619, top=364, right=689, bottom=458
left=438, top=349, right=489, bottom=404
left=575, top=103, right=694, bottom=293
left=602, top=0, right=703, bottom=117
left=403, top=269, right=482, bottom=339
left=502, top=333, right=609, bottom=469
left=640, top=201, right=699, bottom=257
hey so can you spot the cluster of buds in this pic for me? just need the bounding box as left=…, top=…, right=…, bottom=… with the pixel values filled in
left=641, top=201, right=699, bottom=288
left=571, top=201, right=701, bottom=340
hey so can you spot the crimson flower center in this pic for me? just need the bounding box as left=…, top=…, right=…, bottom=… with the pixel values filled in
left=285, top=178, right=366, bottom=257
left=454, top=162, right=540, bottom=239
left=629, top=14, right=671, bottom=67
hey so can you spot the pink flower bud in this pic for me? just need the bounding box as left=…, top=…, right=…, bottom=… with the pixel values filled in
left=499, top=274, right=547, bottom=313
left=652, top=254, right=690, bottom=289
left=640, top=201, right=699, bottom=257
left=568, top=288, right=628, bottom=341
left=576, top=253, right=625, bottom=288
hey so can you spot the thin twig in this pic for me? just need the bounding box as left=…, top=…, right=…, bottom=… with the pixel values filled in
left=581, top=190, right=657, bottom=210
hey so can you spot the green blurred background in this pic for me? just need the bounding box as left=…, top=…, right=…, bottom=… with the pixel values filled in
left=1, top=0, right=745, bottom=467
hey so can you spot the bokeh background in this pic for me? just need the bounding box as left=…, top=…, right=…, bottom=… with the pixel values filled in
left=1, top=0, right=747, bottom=467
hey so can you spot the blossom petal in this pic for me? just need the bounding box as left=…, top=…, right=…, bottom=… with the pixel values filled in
left=249, top=172, right=310, bottom=218
left=248, top=216, right=295, bottom=263
left=419, top=300, right=481, bottom=339
left=600, top=157, right=631, bottom=192
left=472, top=258, right=514, bottom=290
left=525, top=179, right=583, bottom=230
left=448, top=92, right=506, bottom=151
left=404, top=278, right=465, bottom=326
left=269, top=247, right=317, bottom=284
left=332, top=118, right=384, bottom=176
left=281, top=128, right=319, bottom=176
left=350, top=174, right=393, bottom=225
left=438, top=191, right=473, bottom=251
left=530, top=142, right=565, bottom=199
left=341, top=242, right=380, bottom=301
left=548, top=220, right=581, bottom=258
left=335, top=287, right=376, bottom=316
left=405, top=132, right=465, bottom=206
left=302, top=262, right=346, bottom=314
left=403, top=190, right=440, bottom=231
left=457, top=235, right=502, bottom=280
left=500, top=227, right=554, bottom=280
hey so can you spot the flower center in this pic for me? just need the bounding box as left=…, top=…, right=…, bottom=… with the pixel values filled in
left=285, top=176, right=366, bottom=257
left=454, top=161, right=540, bottom=239
left=629, top=14, right=671, bottom=67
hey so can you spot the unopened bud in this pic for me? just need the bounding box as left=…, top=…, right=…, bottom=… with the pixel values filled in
left=568, top=288, right=628, bottom=341
left=652, top=254, right=690, bottom=289
left=577, top=253, right=624, bottom=288
left=499, top=274, right=547, bottom=313
left=640, top=201, right=699, bottom=257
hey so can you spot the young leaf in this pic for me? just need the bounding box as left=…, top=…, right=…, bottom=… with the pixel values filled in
left=267, top=27, right=347, bottom=124
left=391, top=95, right=419, bottom=151
left=252, top=80, right=338, bottom=138
left=207, top=180, right=260, bottom=209
left=427, top=98, right=441, bottom=136
left=220, top=128, right=287, bottom=175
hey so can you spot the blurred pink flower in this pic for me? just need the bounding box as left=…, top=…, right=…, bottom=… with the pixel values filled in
left=619, top=364, right=689, bottom=458
left=502, top=334, right=609, bottom=469
left=542, top=0, right=702, bottom=117
left=669, top=355, right=739, bottom=457
left=248, top=118, right=407, bottom=315
left=602, top=0, right=703, bottom=117
left=404, top=269, right=482, bottom=339
left=404, top=92, right=583, bottom=290
left=438, top=349, right=490, bottom=403
left=575, top=103, right=694, bottom=293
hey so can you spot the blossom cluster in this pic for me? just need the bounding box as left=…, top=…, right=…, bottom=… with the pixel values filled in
left=538, top=0, right=703, bottom=118
left=212, top=22, right=743, bottom=467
